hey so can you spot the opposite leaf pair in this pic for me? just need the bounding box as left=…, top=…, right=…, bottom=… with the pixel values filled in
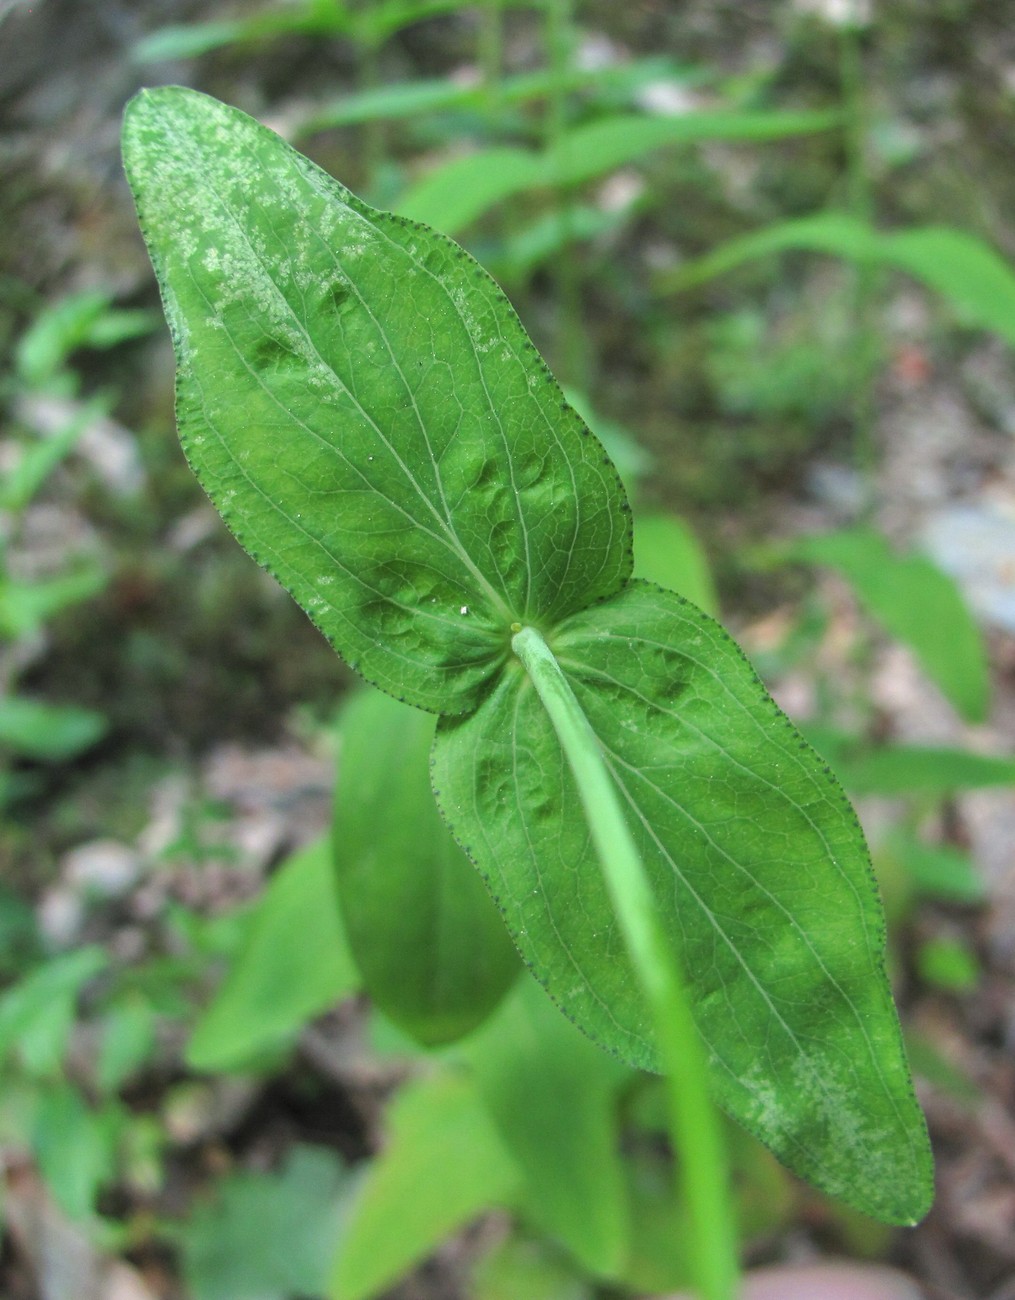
left=122, top=85, right=932, bottom=1226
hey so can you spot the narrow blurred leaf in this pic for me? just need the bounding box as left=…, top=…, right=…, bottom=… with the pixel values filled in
left=488, top=206, right=628, bottom=286
left=0, top=948, right=106, bottom=1074
left=633, top=513, right=719, bottom=616
left=473, top=1233, right=591, bottom=1300
left=398, top=146, right=541, bottom=233
left=803, top=725, right=1015, bottom=796
left=917, top=937, right=980, bottom=992
left=0, top=397, right=102, bottom=511
left=560, top=388, right=653, bottom=499
left=33, top=1084, right=122, bottom=1221
left=334, top=688, right=519, bottom=1046
left=884, top=830, right=986, bottom=904
left=547, top=108, right=841, bottom=187
left=96, top=995, right=158, bottom=1094
left=0, top=568, right=106, bottom=639
left=15, top=291, right=110, bottom=388
left=331, top=1071, right=521, bottom=1300
left=792, top=528, right=989, bottom=722
left=298, top=57, right=695, bottom=133
left=660, top=212, right=1015, bottom=348
left=464, top=977, right=630, bottom=1276
left=399, top=109, right=840, bottom=234
left=0, top=696, right=107, bottom=761
left=186, top=838, right=358, bottom=1072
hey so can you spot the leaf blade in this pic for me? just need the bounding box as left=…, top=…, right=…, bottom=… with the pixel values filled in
left=333, top=688, right=519, bottom=1045
left=433, top=581, right=932, bottom=1225
left=122, top=86, right=631, bottom=713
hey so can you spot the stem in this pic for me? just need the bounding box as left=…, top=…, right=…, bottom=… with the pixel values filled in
left=839, top=18, right=878, bottom=505
left=543, top=0, right=587, bottom=389
left=479, top=0, right=504, bottom=121
left=511, top=626, right=739, bottom=1300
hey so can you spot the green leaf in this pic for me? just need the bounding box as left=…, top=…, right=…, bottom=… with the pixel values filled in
left=633, top=513, right=718, bottom=616
left=398, top=110, right=841, bottom=235
left=398, top=146, right=543, bottom=235
left=916, top=937, right=980, bottom=993
left=0, top=568, right=107, bottom=639
left=488, top=205, right=629, bottom=286
left=883, top=831, right=985, bottom=905
left=0, top=695, right=107, bottom=761
left=0, top=948, right=106, bottom=1075
left=298, top=56, right=692, bottom=134
left=0, top=399, right=99, bottom=511
left=133, top=3, right=352, bottom=63
left=791, top=528, right=989, bottom=722
left=186, top=838, right=358, bottom=1072
left=433, top=581, right=932, bottom=1225
left=803, top=726, right=1015, bottom=796
left=659, top=212, right=1015, bottom=349
left=96, top=994, right=159, bottom=1094
left=546, top=109, right=841, bottom=187
left=123, top=86, right=631, bottom=714
left=472, top=1232, right=591, bottom=1300
left=463, top=977, right=630, bottom=1276
left=183, top=1145, right=350, bottom=1300
left=560, top=387, right=653, bottom=500
left=334, top=688, right=519, bottom=1046
left=32, top=1084, right=122, bottom=1221
left=331, top=1071, right=521, bottom=1300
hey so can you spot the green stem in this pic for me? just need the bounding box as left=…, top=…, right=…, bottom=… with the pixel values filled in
left=511, top=625, right=739, bottom=1300
left=543, top=0, right=587, bottom=389
left=839, top=19, right=878, bottom=504
left=479, top=0, right=504, bottom=120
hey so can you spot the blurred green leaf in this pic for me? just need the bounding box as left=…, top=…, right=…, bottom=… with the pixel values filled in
left=0, top=398, right=101, bottom=511
left=187, top=838, right=358, bottom=1072
left=0, top=695, right=107, bottom=761
left=633, top=513, right=719, bottom=616
left=905, top=1029, right=980, bottom=1104
left=464, top=977, right=630, bottom=1276
left=0, top=567, right=107, bottom=639
left=659, top=212, right=1015, bottom=349
left=559, top=387, right=653, bottom=499
left=399, top=109, right=840, bottom=234
left=0, top=883, right=38, bottom=977
left=487, top=205, right=629, bottom=285
left=473, top=1233, right=591, bottom=1300
left=298, top=56, right=696, bottom=133
left=548, top=108, right=841, bottom=187
left=917, top=937, right=980, bottom=993
left=183, top=1145, right=350, bottom=1300
left=331, top=1070, right=521, bottom=1300
left=804, top=725, right=1015, bottom=796
left=133, top=0, right=472, bottom=63
left=399, top=146, right=541, bottom=233
left=0, top=948, right=106, bottom=1075
left=791, top=528, right=989, bottom=722
left=96, top=995, right=158, bottom=1094
left=884, top=830, right=986, bottom=905
left=33, top=1084, right=123, bottom=1220
left=14, top=291, right=156, bottom=391
left=618, top=1082, right=793, bottom=1291
left=334, top=688, right=519, bottom=1047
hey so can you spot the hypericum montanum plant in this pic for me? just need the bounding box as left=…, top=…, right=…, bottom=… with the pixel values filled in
left=122, top=86, right=933, bottom=1300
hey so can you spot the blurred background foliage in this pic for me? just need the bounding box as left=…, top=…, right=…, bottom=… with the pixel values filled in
left=2, top=1, right=1015, bottom=1297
